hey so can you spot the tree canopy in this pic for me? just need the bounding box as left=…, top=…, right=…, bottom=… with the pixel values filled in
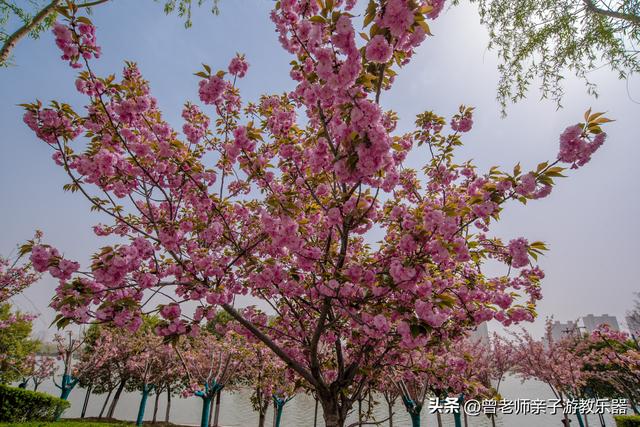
left=0, top=0, right=220, bottom=67
left=455, top=0, right=640, bottom=113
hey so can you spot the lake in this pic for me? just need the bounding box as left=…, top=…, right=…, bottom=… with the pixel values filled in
left=35, top=369, right=619, bottom=426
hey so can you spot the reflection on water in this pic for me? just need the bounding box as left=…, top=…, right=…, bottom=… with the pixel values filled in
left=35, top=370, right=616, bottom=426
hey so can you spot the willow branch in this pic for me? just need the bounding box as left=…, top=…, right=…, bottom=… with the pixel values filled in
left=0, top=0, right=61, bottom=66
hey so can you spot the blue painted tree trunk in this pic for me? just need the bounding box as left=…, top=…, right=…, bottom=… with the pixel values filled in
left=273, top=396, right=287, bottom=427
left=453, top=394, right=463, bottom=427
left=453, top=411, right=462, bottom=427
left=576, top=411, right=585, bottom=427
left=55, top=374, right=78, bottom=420
left=402, top=396, right=422, bottom=427
left=195, top=382, right=223, bottom=427
left=200, top=396, right=212, bottom=427
left=136, top=384, right=155, bottom=426
left=58, top=373, right=78, bottom=400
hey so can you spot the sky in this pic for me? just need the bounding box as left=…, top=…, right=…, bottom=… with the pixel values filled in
left=1, top=0, right=638, bottom=340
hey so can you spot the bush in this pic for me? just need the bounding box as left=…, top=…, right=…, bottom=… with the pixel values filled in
left=0, top=384, right=70, bottom=422
left=0, top=423, right=130, bottom=427
left=615, top=415, right=640, bottom=427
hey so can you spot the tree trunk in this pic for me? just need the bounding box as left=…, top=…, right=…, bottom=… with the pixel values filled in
left=107, top=379, right=127, bottom=419
left=98, top=388, right=113, bottom=419
left=314, top=397, right=319, bottom=427
left=320, top=397, right=348, bottom=427
left=358, top=398, right=363, bottom=426
left=454, top=412, right=462, bottom=427
left=490, top=414, right=496, bottom=427
left=0, top=0, right=61, bottom=66
left=387, top=400, right=394, bottom=427
left=629, top=395, right=640, bottom=415
left=200, top=396, right=213, bottom=427
left=212, top=390, right=222, bottom=427
left=273, top=399, right=283, bottom=427
left=81, top=385, right=92, bottom=418
left=258, top=392, right=269, bottom=427
left=208, top=396, right=215, bottom=427
left=165, top=385, right=172, bottom=423
left=152, top=388, right=160, bottom=423
left=436, top=412, right=443, bottom=427
left=136, top=385, right=151, bottom=426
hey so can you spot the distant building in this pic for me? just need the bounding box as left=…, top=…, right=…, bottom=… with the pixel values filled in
left=469, top=322, right=490, bottom=346
left=582, top=314, right=620, bottom=333
left=551, top=320, right=578, bottom=341
left=626, top=315, right=640, bottom=337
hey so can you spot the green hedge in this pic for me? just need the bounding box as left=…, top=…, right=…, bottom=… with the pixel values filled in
left=0, top=423, right=129, bottom=427
left=615, top=415, right=640, bottom=427
left=0, top=384, right=70, bottom=422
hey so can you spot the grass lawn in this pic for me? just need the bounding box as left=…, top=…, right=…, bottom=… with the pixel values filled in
left=0, top=419, right=192, bottom=427
left=0, top=420, right=133, bottom=427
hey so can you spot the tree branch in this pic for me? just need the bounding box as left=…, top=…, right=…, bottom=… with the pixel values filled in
left=220, top=303, right=319, bottom=390
left=0, top=0, right=61, bottom=66
left=583, top=0, right=640, bottom=26
left=76, top=0, right=110, bottom=7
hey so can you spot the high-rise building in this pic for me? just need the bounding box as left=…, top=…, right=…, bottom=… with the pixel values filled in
left=582, top=314, right=620, bottom=333
left=469, top=322, right=490, bottom=346
left=551, top=320, right=578, bottom=341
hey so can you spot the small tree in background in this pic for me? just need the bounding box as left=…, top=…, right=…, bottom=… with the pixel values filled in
left=512, top=320, right=587, bottom=426
left=0, top=303, right=38, bottom=385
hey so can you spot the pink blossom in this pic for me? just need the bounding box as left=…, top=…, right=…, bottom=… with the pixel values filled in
left=198, top=75, right=225, bottom=104
left=508, top=238, right=529, bottom=268
left=365, top=35, right=393, bottom=63
left=381, top=0, right=415, bottom=38
left=228, top=54, right=249, bottom=78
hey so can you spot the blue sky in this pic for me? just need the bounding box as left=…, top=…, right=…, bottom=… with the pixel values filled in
left=1, top=0, right=638, bottom=338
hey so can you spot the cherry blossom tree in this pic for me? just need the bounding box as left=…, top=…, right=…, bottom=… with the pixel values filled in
left=377, top=372, right=401, bottom=427
left=30, top=354, right=57, bottom=391
left=176, top=330, right=245, bottom=427
left=580, top=326, right=640, bottom=415
left=1, top=0, right=222, bottom=67
left=512, top=320, right=587, bottom=426
left=122, top=330, right=165, bottom=426
left=147, top=343, right=185, bottom=424
left=53, top=331, right=84, bottom=401
left=20, top=1, right=613, bottom=426
left=484, top=333, right=516, bottom=427
left=87, top=327, right=139, bottom=419
left=74, top=326, right=121, bottom=418
left=0, top=234, right=42, bottom=303
left=239, top=342, right=291, bottom=427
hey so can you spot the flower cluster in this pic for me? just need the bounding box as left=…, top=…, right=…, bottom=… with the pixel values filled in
left=228, top=54, right=249, bottom=78
left=0, top=253, right=40, bottom=303
left=29, top=244, right=79, bottom=281
left=558, top=124, right=606, bottom=169
left=52, top=16, right=100, bottom=68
